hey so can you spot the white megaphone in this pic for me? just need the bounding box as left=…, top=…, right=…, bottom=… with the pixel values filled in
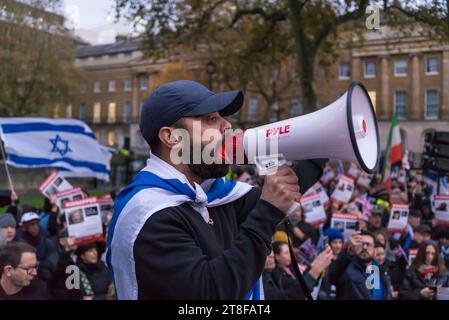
left=218, top=81, right=380, bottom=214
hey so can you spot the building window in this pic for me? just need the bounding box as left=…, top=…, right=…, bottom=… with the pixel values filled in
left=247, top=97, right=258, bottom=122
left=108, top=102, right=116, bottom=123
left=425, top=90, right=439, bottom=120
left=394, top=59, right=407, bottom=76
left=139, top=75, right=148, bottom=90
left=93, top=81, right=101, bottom=93
left=108, top=130, right=116, bottom=146
left=364, top=61, right=376, bottom=78
left=269, top=100, right=280, bottom=122
left=80, top=82, right=87, bottom=94
left=66, top=104, right=72, bottom=118
left=94, top=131, right=101, bottom=142
left=108, top=80, right=116, bottom=92
left=53, top=104, right=60, bottom=118
left=368, top=91, right=376, bottom=112
left=291, top=97, right=303, bottom=117
left=124, top=101, right=132, bottom=123
left=124, top=79, right=132, bottom=91
left=426, top=57, right=439, bottom=75
left=339, top=63, right=350, bottom=80
left=79, top=103, right=86, bottom=120
left=93, top=102, right=101, bottom=123
left=394, top=91, right=407, bottom=120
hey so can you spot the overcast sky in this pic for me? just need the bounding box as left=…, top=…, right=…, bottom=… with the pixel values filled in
left=62, top=0, right=135, bottom=45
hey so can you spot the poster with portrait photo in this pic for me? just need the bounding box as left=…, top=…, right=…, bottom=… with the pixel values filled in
left=357, top=172, right=373, bottom=188
left=387, top=204, right=409, bottom=233
left=39, top=172, right=73, bottom=199
left=320, top=165, right=335, bottom=185
left=434, top=195, right=449, bottom=226
left=63, top=197, right=103, bottom=245
left=330, top=213, right=359, bottom=241
left=301, top=194, right=326, bottom=227
left=52, top=187, right=86, bottom=212
left=331, top=175, right=355, bottom=204
left=98, top=194, right=114, bottom=224
left=347, top=163, right=361, bottom=180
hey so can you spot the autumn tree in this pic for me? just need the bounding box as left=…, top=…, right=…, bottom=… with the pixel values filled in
left=0, top=0, right=82, bottom=117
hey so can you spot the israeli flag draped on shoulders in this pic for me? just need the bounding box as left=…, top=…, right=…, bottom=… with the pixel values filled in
left=0, top=117, right=111, bottom=181
left=107, top=153, right=265, bottom=300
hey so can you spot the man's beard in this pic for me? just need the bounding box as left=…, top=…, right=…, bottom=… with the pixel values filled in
left=358, top=250, right=373, bottom=263
left=186, top=140, right=229, bottom=179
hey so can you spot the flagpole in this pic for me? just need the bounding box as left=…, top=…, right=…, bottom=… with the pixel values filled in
left=0, top=140, right=15, bottom=194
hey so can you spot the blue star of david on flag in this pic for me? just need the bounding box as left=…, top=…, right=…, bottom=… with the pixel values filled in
left=50, top=134, right=72, bottom=156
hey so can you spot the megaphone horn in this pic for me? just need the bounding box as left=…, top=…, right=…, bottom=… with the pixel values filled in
left=219, top=81, right=380, bottom=175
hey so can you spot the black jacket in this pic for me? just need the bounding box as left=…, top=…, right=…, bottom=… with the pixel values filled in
left=399, top=268, right=449, bottom=300
left=133, top=159, right=326, bottom=299
left=0, top=278, right=48, bottom=300
left=77, top=259, right=112, bottom=300
left=329, top=251, right=391, bottom=300
left=49, top=248, right=83, bottom=300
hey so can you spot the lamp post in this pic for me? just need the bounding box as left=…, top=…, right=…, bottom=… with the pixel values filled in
left=206, top=59, right=217, bottom=90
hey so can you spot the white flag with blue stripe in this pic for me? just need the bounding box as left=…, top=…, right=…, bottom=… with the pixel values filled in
left=0, top=118, right=112, bottom=181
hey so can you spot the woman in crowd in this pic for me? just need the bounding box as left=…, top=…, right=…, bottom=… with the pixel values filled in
left=400, top=241, right=449, bottom=300
left=75, top=242, right=113, bottom=300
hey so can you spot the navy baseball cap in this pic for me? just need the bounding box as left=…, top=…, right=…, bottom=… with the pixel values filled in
left=140, top=80, right=244, bottom=144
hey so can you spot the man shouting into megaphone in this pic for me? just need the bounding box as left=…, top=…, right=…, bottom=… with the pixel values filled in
left=107, top=80, right=326, bottom=300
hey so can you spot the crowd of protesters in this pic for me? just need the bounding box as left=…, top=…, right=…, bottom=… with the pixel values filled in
left=0, top=160, right=449, bottom=300
left=234, top=163, right=449, bottom=300
left=0, top=191, right=114, bottom=300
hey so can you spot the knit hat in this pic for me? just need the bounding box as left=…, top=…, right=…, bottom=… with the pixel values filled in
left=0, top=213, right=16, bottom=228
left=273, top=231, right=289, bottom=243
left=324, top=228, right=344, bottom=243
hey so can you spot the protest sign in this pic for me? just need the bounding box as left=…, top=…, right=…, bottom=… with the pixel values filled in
left=51, top=187, right=85, bottom=211
left=98, top=194, right=114, bottom=224
left=321, top=166, right=335, bottom=185
left=347, top=163, right=361, bottom=179
left=357, top=172, right=373, bottom=188
left=387, top=204, right=409, bottom=233
left=434, top=195, right=449, bottom=226
left=63, top=197, right=104, bottom=245
left=39, top=172, right=73, bottom=199
left=330, top=213, right=359, bottom=240
left=331, top=175, right=354, bottom=204
left=301, top=194, right=326, bottom=227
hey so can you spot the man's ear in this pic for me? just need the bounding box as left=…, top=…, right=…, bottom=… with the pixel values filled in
left=158, top=127, right=181, bottom=150
left=3, top=265, right=13, bottom=277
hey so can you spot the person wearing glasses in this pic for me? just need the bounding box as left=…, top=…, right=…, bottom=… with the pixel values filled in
left=328, top=230, right=392, bottom=300
left=0, top=242, right=48, bottom=299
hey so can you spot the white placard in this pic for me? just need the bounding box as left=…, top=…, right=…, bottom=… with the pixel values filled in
left=387, top=204, right=409, bottom=233
left=347, top=163, right=361, bottom=179
left=330, top=213, right=359, bottom=240
left=301, top=194, right=326, bottom=227
left=357, top=172, right=373, bottom=188
left=435, top=195, right=449, bottom=226
left=51, top=187, right=85, bottom=212
left=39, top=172, right=73, bottom=199
left=63, top=197, right=103, bottom=244
left=331, top=175, right=355, bottom=204
left=98, top=194, right=114, bottom=224
left=321, top=166, right=335, bottom=185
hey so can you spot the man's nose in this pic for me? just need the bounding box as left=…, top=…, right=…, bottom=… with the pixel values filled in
left=220, top=116, right=232, bottom=134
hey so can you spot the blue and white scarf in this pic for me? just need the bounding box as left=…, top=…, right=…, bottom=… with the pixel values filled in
left=107, top=153, right=264, bottom=300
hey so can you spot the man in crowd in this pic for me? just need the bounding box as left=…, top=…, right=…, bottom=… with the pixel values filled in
left=329, top=230, right=391, bottom=300
left=0, top=242, right=48, bottom=299
left=16, top=212, right=58, bottom=282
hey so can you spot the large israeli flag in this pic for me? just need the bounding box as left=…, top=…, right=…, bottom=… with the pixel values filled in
left=0, top=118, right=112, bottom=181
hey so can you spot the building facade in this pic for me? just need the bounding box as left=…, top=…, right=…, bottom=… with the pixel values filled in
left=73, top=27, right=449, bottom=163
